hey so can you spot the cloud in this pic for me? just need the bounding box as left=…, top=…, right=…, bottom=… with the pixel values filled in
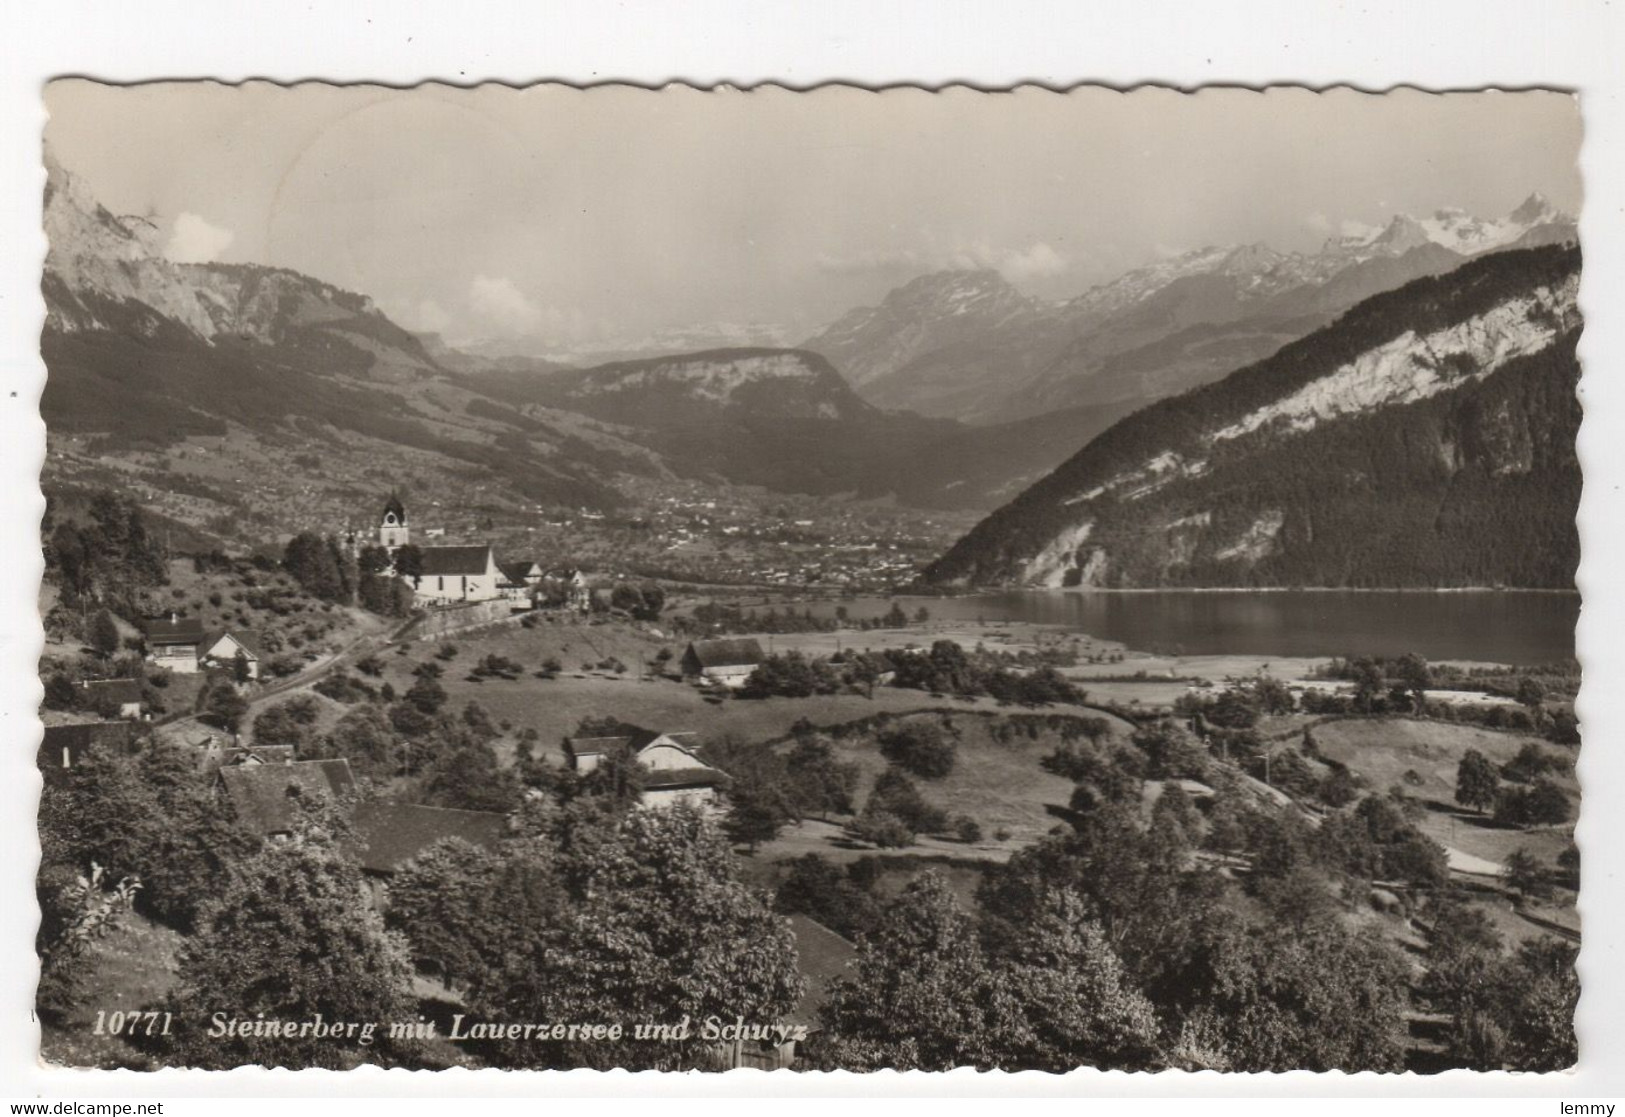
left=998, top=241, right=1067, bottom=281
left=814, top=248, right=924, bottom=275
left=468, top=275, right=541, bottom=334
left=164, top=212, right=234, bottom=263
left=1307, top=212, right=1384, bottom=243
left=816, top=240, right=1068, bottom=284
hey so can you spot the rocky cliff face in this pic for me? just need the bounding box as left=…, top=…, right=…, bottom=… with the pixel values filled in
left=43, top=151, right=438, bottom=380
left=924, top=246, right=1583, bottom=590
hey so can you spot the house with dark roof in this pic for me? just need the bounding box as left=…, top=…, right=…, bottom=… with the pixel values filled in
left=80, top=678, right=144, bottom=719
left=785, top=913, right=857, bottom=1035
left=201, top=630, right=262, bottom=679
left=144, top=614, right=206, bottom=674
left=217, top=758, right=357, bottom=839
left=541, top=568, right=591, bottom=613
left=411, top=544, right=502, bottom=606
left=565, top=727, right=729, bottom=810
left=38, top=720, right=138, bottom=769
left=499, top=559, right=543, bottom=586
left=350, top=801, right=509, bottom=875
left=497, top=559, right=544, bottom=605
left=680, top=638, right=765, bottom=688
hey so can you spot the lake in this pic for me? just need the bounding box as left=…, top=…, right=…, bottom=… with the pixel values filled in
left=801, top=590, right=1579, bottom=665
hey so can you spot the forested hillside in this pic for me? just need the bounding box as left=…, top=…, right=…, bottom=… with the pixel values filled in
left=925, top=246, right=1582, bottom=589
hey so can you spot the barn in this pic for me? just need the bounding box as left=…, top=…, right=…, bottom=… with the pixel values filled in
left=565, top=728, right=729, bottom=810
left=680, top=638, right=765, bottom=688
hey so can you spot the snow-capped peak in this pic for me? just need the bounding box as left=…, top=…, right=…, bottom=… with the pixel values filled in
left=1510, top=191, right=1559, bottom=227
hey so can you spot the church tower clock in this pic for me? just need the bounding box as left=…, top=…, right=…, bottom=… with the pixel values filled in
left=379, top=494, right=409, bottom=550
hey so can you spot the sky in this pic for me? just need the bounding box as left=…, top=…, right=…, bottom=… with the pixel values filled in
left=43, top=81, right=1583, bottom=349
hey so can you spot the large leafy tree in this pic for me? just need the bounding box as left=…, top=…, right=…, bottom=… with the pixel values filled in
left=462, top=804, right=801, bottom=1069
left=387, top=835, right=557, bottom=997
left=995, top=892, right=1161, bottom=1071
left=167, top=838, right=414, bottom=1069
left=38, top=741, right=254, bottom=933
left=815, top=872, right=1023, bottom=1071
left=1170, top=916, right=1411, bottom=1072
left=1456, top=749, right=1500, bottom=813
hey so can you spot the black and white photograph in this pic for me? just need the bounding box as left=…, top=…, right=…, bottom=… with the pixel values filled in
left=25, top=77, right=1589, bottom=1077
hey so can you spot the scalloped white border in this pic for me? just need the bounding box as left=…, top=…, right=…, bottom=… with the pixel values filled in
left=2, top=0, right=1622, bottom=1102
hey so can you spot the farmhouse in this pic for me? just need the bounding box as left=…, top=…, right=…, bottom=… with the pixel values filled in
left=218, top=757, right=357, bottom=840
left=80, top=678, right=143, bottom=719
left=500, top=560, right=544, bottom=588
left=412, top=544, right=503, bottom=606
left=144, top=614, right=205, bottom=674
left=565, top=728, right=728, bottom=810
left=499, top=560, right=544, bottom=603
left=38, top=720, right=137, bottom=769
left=680, top=638, right=765, bottom=688
left=543, top=568, right=591, bottom=613
left=201, top=630, right=261, bottom=679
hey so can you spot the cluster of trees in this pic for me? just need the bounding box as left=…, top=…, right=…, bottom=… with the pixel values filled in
left=772, top=854, right=886, bottom=940
left=38, top=741, right=260, bottom=951
left=1328, top=656, right=1581, bottom=704
left=733, top=641, right=1088, bottom=707
left=847, top=767, right=959, bottom=848
left=809, top=786, right=1424, bottom=1072
left=1418, top=898, right=1578, bottom=1069
left=605, top=582, right=665, bottom=621
left=43, top=490, right=170, bottom=639
left=676, top=600, right=932, bottom=639
left=386, top=803, right=801, bottom=1070
left=1455, top=748, right=1572, bottom=828
left=249, top=669, right=524, bottom=814
left=700, top=732, right=862, bottom=851
left=887, top=640, right=1085, bottom=706
left=282, top=533, right=414, bottom=618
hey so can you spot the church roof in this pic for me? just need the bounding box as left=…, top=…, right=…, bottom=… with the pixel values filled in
left=418, top=545, right=494, bottom=576
left=383, top=494, right=407, bottom=522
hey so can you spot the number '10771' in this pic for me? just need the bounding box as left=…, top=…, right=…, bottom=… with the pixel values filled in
left=93, top=1010, right=173, bottom=1036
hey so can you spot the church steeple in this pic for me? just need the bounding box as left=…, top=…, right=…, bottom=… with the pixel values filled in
left=380, top=493, right=409, bottom=550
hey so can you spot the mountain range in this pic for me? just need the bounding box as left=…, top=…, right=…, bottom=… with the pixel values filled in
left=39, top=148, right=1581, bottom=581
left=803, top=196, right=1576, bottom=426
left=38, top=155, right=1117, bottom=521
left=923, top=244, right=1583, bottom=590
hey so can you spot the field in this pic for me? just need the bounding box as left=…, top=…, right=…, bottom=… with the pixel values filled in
left=369, top=617, right=1135, bottom=765
left=747, top=707, right=1123, bottom=861
left=1308, top=718, right=1578, bottom=871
